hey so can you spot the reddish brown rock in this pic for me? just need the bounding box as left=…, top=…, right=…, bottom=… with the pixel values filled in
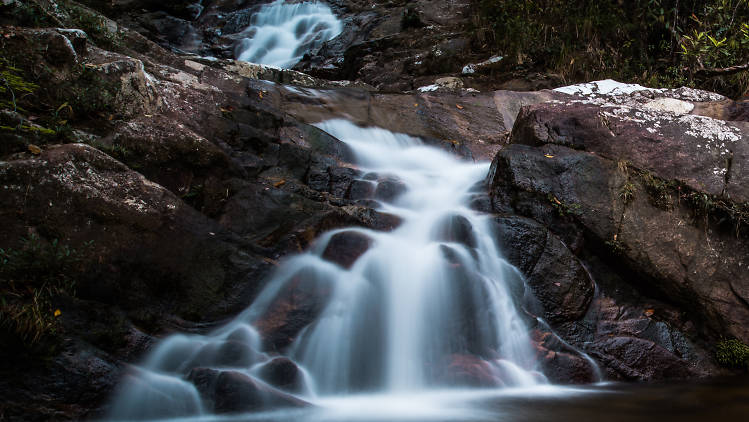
left=321, top=231, right=373, bottom=268
left=439, top=354, right=503, bottom=387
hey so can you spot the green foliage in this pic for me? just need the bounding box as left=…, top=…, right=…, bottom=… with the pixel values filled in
left=401, top=6, right=423, bottom=30
left=605, top=239, right=626, bottom=255
left=715, top=338, right=749, bottom=369
left=0, top=0, right=54, bottom=27
left=547, top=193, right=582, bottom=216
left=472, top=0, right=749, bottom=96
left=0, top=57, right=39, bottom=112
left=0, top=235, right=92, bottom=349
left=641, top=171, right=676, bottom=210
left=620, top=182, right=637, bottom=204
left=63, top=2, right=122, bottom=49
left=59, top=64, right=118, bottom=120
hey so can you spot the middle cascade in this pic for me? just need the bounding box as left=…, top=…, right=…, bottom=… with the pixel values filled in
left=245, top=119, right=544, bottom=393
left=108, top=119, right=546, bottom=420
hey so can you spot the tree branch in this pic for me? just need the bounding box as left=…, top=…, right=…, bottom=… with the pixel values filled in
left=696, top=62, right=749, bottom=77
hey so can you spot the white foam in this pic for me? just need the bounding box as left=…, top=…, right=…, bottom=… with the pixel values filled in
left=235, top=0, right=342, bottom=68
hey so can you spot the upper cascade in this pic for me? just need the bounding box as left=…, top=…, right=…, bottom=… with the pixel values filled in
left=234, top=0, right=342, bottom=68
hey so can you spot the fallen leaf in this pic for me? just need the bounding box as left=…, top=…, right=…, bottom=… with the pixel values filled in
left=273, top=179, right=286, bottom=188
left=644, top=309, right=655, bottom=317
left=54, top=309, right=61, bottom=317
left=456, top=104, right=464, bottom=109
left=414, top=103, right=419, bottom=107
left=263, top=257, right=279, bottom=266
left=544, top=154, right=554, bottom=158
left=28, top=144, right=41, bottom=155
left=258, top=91, right=264, bottom=99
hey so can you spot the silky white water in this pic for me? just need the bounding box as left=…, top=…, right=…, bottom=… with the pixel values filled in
left=235, top=0, right=342, bottom=68
left=107, top=119, right=554, bottom=421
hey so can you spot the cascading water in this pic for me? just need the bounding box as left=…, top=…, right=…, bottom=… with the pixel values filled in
left=107, top=120, right=552, bottom=422
left=234, top=0, right=342, bottom=68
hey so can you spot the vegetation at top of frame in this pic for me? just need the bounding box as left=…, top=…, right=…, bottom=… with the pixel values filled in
left=472, top=0, right=749, bottom=97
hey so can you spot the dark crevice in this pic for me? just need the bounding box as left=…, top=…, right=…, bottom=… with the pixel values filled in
left=722, top=150, right=734, bottom=197
left=729, top=281, right=749, bottom=310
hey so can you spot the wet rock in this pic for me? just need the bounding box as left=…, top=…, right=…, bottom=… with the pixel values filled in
left=374, top=177, right=407, bottom=202
left=257, top=357, right=306, bottom=393
left=433, top=214, right=477, bottom=248
left=495, top=215, right=595, bottom=324
left=341, top=205, right=402, bottom=232
left=188, top=368, right=309, bottom=413
left=306, top=168, right=331, bottom=192
left=525, top=233, right=595, bottom=324
left=439, top=354, right=503, bottom=387
left=252, top=274, right=333, bottom=351
left=494, top=216, right=548, bottom=275
left=187, top=341, right=263, bottom=370
left=348, top=179, right=376, bottom=200
left=329, top=166, right=359, bottom=198
left=322, top=231, right=373, bottom=268
left=588, top=337, right=695, bottom=381
left=530, top=329, right=598, bottom=384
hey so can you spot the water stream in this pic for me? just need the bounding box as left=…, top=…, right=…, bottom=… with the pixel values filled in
left=234, top=0, right=342, bottom=68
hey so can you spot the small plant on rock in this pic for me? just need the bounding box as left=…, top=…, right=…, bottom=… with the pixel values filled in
left=715, top=338, right=749, bottom=369
left=0, top=234, right=92, bottom=350
left=619, top=182, right=636, bottom=204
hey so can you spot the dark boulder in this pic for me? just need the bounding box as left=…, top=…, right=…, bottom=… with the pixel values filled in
left=433, top=214, right=477, bottom=248
left=187, top=368, right=308, bottom=413
left=587, top=337, right=696, bottom=381
left=252, top=273, right=333, bottom=352
left=530, top=329, right=599, bottom=384
left=256, top=357, right=306, bottom=393
left=321, top=230, right=373, bottom=268
left=374, top=177, right=407, bottom=202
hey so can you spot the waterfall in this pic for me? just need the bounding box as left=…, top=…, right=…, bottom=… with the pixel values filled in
left=107, top=120, right=548, bottom=421
left=234, top=0, right=342, bottom=68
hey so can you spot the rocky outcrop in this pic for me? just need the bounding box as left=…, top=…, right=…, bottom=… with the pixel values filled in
left=489, top=83, right=748, bottom=381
